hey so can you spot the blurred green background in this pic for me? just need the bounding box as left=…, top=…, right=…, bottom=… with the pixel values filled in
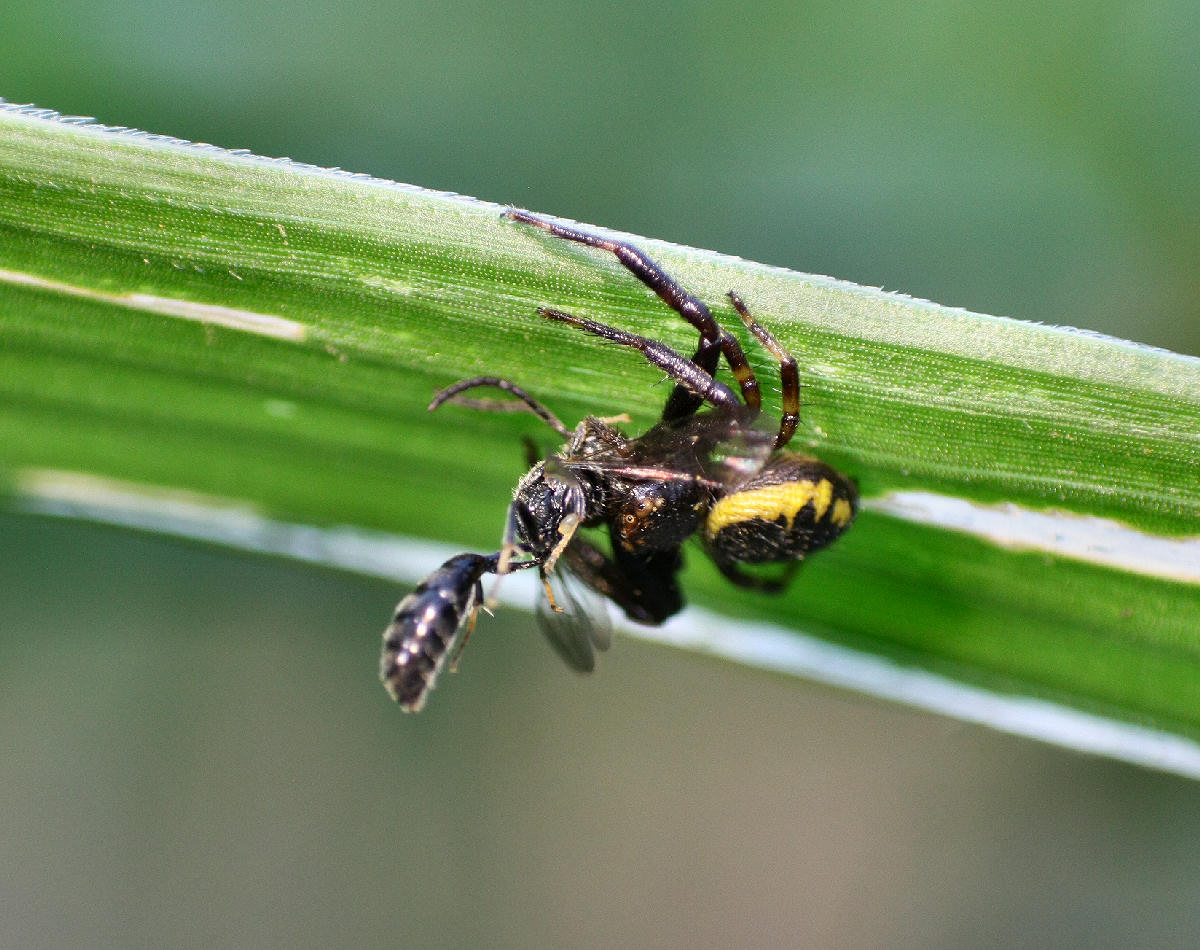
left=4, top=1, right=1200, bottom=947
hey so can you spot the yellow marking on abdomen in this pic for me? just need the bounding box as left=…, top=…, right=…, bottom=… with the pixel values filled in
left=706, top=478, right=835, bottom=538
left=831, top=497, right=853, bottom=527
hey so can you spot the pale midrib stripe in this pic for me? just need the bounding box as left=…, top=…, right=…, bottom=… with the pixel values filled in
left=0, top=267, right=307, bottom=341
left=865, top=491, right=1200, bottom=584
left=14, top=468, right=1200, bottom=781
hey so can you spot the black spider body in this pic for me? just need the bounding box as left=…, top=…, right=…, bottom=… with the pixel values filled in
left=380, top=211, right=858, bottom=711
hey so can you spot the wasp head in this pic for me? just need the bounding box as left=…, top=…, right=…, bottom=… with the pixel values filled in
left=504, top=461, right=588, bottom=568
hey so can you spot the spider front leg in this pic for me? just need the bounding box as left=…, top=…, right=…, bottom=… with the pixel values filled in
left=505, top=209, right=761, bottom=422
left=537, top=306, right=745, bottom=415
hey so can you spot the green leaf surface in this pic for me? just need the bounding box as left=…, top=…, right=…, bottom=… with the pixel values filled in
left=3, top=104, right=1199, bottom=752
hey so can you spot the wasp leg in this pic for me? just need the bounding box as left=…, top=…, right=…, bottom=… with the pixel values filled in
left=557, top=531, right=684, bottom=626
left=505, top=209, right=761, bottom=422
left=537, top=306, right=745, bottom=415
left=447, top=576, right=487, bottom=671
left=727, top=291, right=799, bottom=450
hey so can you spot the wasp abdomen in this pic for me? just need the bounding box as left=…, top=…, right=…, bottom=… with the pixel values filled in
left=704, top=454, right=858, bottom=564
left=380, top=553, right=495, bottom=712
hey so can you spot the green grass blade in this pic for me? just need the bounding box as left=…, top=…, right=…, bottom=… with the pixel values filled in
left=2, top=103, right=1199, bottom=755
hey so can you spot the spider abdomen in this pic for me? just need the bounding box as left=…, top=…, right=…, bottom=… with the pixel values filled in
left=705, top=455, right=857, bottom=565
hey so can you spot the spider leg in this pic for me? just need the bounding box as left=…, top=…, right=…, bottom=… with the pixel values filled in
left=538, top=306, right=745, bottom=414
left=561, top=531, right=684, bottom=625
left=712, top=556, right=799, bottom=594
left=727, top=291, right=799, bottom=450
left=506, top=209, right=761, bottom=422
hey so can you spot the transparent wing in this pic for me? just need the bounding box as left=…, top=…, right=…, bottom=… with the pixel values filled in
left=705, top=419, right=778, bottom=488
left=535, top=566, right=613, bottom=673
left=565, top=411, right=778, bottom=489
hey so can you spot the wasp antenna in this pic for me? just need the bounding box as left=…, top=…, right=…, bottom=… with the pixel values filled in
left=429, top=376, right=571, bottom=437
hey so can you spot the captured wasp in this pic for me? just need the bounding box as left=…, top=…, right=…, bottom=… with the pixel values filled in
left=381, top=210, right=858, bottom=711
